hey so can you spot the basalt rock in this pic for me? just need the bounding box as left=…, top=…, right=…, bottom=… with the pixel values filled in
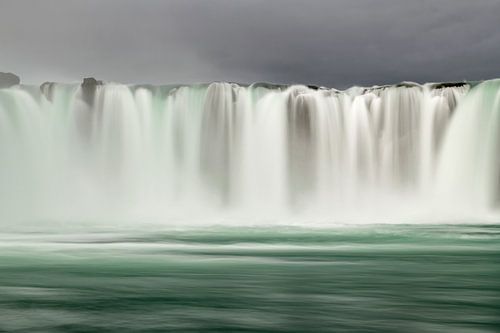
left=40, top=82, right=57, bottom=101
left=0, top=72, right=20, bottom=88
left=81, top=77, right=103, bottom=105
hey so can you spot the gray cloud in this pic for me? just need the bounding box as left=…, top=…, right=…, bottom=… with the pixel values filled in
left=0, top=0, right=499, bottom=88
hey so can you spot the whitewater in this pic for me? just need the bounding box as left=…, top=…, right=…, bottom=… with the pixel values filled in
left=1, top=79, right=499, bottom=226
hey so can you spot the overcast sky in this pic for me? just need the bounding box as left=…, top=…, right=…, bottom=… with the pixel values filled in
left=1, top=0, right=499, bottom=88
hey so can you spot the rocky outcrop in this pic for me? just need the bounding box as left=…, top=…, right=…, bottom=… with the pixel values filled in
left=429, top=82, right=468, bottom=89
left=81, top=77, right=103, bottom=105
left=0, top=72, right=20, bottom=88
left=251, top=82, right=288, bottom=90
left=40, top=82, right=56, bottom=101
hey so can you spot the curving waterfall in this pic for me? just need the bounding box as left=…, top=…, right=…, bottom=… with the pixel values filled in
left=0, top=79, right=499, bottom=225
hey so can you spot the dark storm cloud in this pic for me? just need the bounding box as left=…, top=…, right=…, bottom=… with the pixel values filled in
left=0, top=0, right=499, bottom=87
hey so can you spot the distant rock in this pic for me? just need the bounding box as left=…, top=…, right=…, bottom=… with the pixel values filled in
left=396, top=81, right=421, bottom=88
left=81, top=77, right=103, bottom=88
left=251, top=82, right=288, bottom=90
left=430, top=82, right=468, bottom=89
left=40, top=82, right=57, bottom=101
left=0, top=72, right=20, bottom=88
left=81, top=77, right=103, bottom=105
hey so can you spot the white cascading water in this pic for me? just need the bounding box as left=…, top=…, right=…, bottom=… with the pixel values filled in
left=0, top=79, right=499, bottom=226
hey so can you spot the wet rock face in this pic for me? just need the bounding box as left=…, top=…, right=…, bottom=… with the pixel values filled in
left=430, top=82, right=468, bottom=89
left=40, top=82, right=56, bottom=101
left=81, top=77, right=103, bottom=105
left=252, top=82, right=288, bottom=90
left=0, top=72, right=20, bottom=88
left=82, top=77, right=103, bottom=87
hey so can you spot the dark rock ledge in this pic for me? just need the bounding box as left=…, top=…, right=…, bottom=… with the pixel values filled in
left=0, top=72, right=20, bottom=88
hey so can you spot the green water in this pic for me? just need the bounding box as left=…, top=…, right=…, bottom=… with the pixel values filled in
left=0, top=225, right=499, bottom=332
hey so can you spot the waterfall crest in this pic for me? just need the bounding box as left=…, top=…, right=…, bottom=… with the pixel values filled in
left=1, top=79, right=499, bottom=225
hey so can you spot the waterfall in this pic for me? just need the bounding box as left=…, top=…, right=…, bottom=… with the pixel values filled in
left=0, top=79, right=499, bottom=225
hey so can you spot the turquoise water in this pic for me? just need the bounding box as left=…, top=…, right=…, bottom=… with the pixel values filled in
left=1, top=225, right=499, bottom=332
